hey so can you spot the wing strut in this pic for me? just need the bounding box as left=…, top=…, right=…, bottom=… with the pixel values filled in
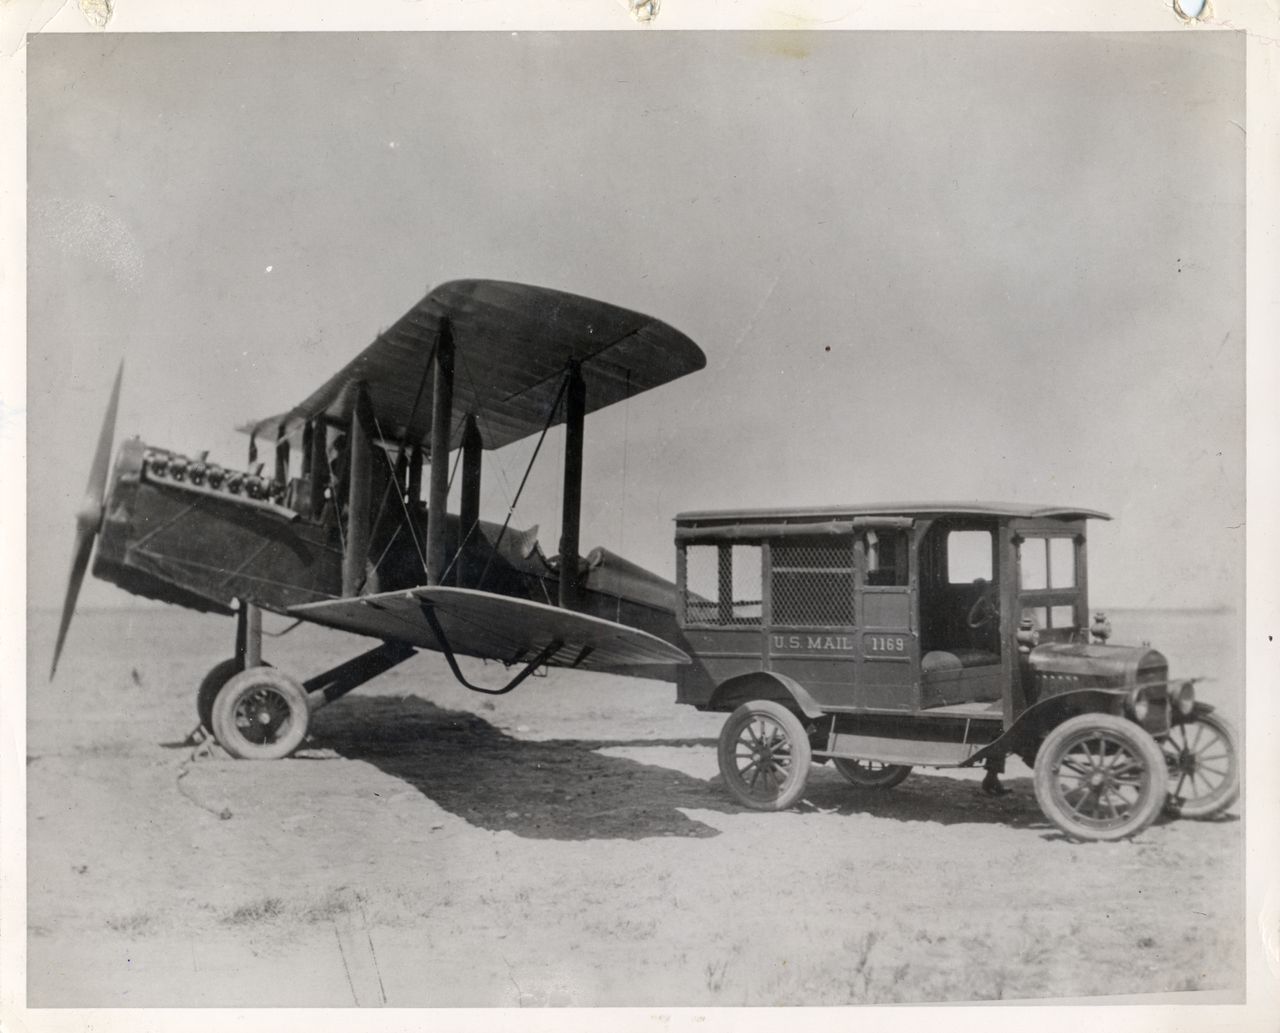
left=419, top=603, right=563, bottom=695
left=425, top=318, right=454, bottom=585
left=456, top=415, right=483, bottom=586
left=342, top=382, right=374, bottom=596
left=558, top=361, right=586, bottom=610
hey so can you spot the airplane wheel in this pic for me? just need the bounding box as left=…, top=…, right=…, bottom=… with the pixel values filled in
left=196, top=658, right=243, bottom=731
left=210, top=666, right=310, bottom=760
left=717, top=700, right=812, bottom=811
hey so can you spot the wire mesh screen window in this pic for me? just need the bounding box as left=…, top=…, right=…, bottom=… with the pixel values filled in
left=683, top=544, right=763, bottom=625
left=771, top=538, right=855, bottom=627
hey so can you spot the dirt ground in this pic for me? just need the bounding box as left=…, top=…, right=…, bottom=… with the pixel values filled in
left=25, top=606, right=1244, bottom=1007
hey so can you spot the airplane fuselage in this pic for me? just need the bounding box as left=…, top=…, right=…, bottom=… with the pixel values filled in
left=94, top=437, right=683, bottom=670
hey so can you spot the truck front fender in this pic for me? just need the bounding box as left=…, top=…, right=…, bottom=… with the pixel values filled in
left=965, top=687, right=1128, bottom=767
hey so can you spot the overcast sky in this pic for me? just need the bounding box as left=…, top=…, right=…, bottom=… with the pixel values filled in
left=26, top=31, right=1244, bottom=612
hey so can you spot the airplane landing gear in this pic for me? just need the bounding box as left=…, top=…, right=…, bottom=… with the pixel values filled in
left=212, top=666, right=311, bottom=760
left=195, top=600, right=417, bottom=760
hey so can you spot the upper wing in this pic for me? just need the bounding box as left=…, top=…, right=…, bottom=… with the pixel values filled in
left=243, top=279, right=705, bottom=450
left=291, top=586, right=690, bottom=671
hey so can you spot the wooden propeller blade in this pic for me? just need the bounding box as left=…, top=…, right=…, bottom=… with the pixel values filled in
left=87, top=362, right=123, bottom=506
left=49, top=524, right=95, bottom=680
left=50, top=362, right=123, bottom=679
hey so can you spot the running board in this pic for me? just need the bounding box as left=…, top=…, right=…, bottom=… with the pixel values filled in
left=814, top=733, right=984, bottom=768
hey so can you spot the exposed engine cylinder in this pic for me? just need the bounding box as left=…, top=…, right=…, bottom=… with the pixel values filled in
left=142, top=449, right=287, bottom=505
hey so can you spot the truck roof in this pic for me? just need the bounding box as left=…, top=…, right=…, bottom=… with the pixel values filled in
left=675, top=502, right=1112, bottom=523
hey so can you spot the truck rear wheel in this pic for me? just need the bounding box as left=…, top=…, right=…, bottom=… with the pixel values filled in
left=1033, top=713, right=1167, bottom=842
left=717, top=700, right=812, bottom=811
left=832, top=758, right=912, bottom=789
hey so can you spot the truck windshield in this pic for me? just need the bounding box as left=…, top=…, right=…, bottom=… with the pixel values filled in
left=1017, top=535, right=1080, bottom=635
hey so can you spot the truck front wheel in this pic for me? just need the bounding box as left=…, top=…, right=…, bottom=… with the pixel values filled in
left=1163, top=711, right=1240, bottom=819
left=717, top=700, right=812, bottom=811
left=1033, top=713, right=1167, bottom=842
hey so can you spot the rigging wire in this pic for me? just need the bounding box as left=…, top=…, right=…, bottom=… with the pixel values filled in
left=371, top=411, right=428, bottom=576
left=476, top=369, right=572, bottom=592
left=455, top=347, right=518, bottom=510
left=446, top=440, right=464, bottom=493
left=448, top=345, right=544, bottom=584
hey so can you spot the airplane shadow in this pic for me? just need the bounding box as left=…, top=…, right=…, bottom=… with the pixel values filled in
left=308, top=695, right=1056, bottom=841
left=310, top=696, right=731, bottom=841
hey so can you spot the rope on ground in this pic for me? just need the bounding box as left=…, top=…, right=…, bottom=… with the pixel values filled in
left=174, top=733, right=235, bottom=821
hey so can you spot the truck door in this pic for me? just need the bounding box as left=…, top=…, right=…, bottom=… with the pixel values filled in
left=854, top=526, right=917, bottom=711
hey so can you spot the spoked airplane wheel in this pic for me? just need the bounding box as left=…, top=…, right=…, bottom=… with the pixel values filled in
left=717, top=700, right=812, bottom=811
left=1033, top=713, right=1167, bottom=842
left=1162, top=711, right=1240, bottom=819
left=832, top=758, right=913, bottom=789
left=210, top=666, right=310, bottom=760
left=197, top=657, right=274, bottom=732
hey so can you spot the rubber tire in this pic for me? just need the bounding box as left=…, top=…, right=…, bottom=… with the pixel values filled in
left=832, top=758, right=912, bottom=789
left=210, top=666, right=310, bottom=761
left=1034, top=713, right=1168, bottom=842
left=196, top=658, right=244, bottom=732
left=1163, top=711, right=1240, bottom=819
left=717, top=700, right=812, bottom=811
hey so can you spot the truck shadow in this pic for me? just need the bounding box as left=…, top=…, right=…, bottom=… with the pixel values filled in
left=799, top=769, right=1050, bottom=831
left=311, top=696, right=1056, bottom=840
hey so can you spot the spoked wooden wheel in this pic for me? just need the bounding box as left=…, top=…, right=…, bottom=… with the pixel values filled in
left=717, top=700, right=812, bottom=811
left=1162, top=711, right=1240, bottom=819
left=1033, top=713, right=1167, bottom=842
left=832, top=758, right=912, bottom=789
left=210, top=666, right=310, bottom=760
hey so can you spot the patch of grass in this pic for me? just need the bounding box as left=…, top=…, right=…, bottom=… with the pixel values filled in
left=220, top=896, right=286, bottom=926
left=300, top=890, right=355, bottom=924
left=105, top=912, right=152, bottom=934
left=838, top=930, right=880, bottom=1001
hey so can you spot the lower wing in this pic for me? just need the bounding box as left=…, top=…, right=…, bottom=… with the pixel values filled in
left=290, top=586, right=689, bottom=672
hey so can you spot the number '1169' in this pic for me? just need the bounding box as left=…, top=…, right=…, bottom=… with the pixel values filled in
left=866, top=635, right=907, bottom=653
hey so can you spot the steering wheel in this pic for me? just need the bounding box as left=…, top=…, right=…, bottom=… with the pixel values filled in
left=966, top=581, right=999, bottom=629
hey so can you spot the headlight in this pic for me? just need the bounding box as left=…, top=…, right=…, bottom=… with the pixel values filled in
left=1131, top=693, right=1150, bottom=722
left=1175, top=681, right=1195, bottom=716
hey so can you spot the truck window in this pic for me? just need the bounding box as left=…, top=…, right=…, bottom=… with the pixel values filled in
left=947, top=530, right=992, bottom=583
left=1019, top=536, right=1076, bottom=590
left=683, top=543, right=763, bottom=625
left=865, top=529, right=909, bottom=587
left=771, top=537, right=855, bottom=627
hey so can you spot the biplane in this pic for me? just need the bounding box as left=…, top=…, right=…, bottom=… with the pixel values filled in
left=52, top=280, right=705, bottom=759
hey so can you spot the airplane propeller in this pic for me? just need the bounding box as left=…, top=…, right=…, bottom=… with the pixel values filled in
left=50, top=362, right=123, bottom=679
